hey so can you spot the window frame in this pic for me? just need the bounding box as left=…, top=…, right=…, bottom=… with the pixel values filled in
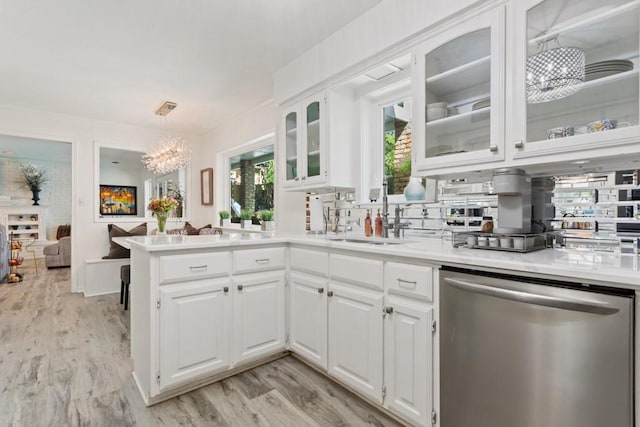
left=218, top=132, right=276, bottom=215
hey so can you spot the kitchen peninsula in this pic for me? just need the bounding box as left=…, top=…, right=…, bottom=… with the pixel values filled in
left=127, top=232, right=639, bottom=426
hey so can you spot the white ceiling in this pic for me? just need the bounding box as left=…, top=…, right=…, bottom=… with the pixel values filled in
left=0, top=0, right=383, bottom=135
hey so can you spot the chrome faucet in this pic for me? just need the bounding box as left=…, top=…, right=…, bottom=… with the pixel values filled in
left=382, top=181, right=390, bottom=238
left=393, top=205, right=410, bottom=238
left=382, top=181, right=410, bottom=238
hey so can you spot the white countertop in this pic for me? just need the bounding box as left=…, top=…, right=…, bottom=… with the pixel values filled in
left=126, top=232, right=640, bottom=288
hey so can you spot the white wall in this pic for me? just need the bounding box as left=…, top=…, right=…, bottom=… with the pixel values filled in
left=100, top=160, right=147, bottom=220
left=192, top=100, right=306, bottom=234
left=0, top=104, right=200, bottom=293
left=0, top=157, right=72, bottom=240
left=274, top=0, right=489, bottom=105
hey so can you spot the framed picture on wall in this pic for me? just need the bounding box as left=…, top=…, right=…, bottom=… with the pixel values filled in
left=201, top=168, right=213, bottom=205
left=99, top=185, right=137, bottom=215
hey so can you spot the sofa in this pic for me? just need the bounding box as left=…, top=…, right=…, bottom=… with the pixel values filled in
left=44, top=236, right=71, bottom=268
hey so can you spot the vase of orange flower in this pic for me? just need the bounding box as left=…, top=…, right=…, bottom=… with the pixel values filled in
left=147, top=196, right=178, bottom=234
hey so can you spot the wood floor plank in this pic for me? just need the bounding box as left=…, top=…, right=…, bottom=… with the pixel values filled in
left=249, top=389, right=320, bottom=427
left=199, top=380, right=270, bottom=427
left=0, top=262, right=405, bottom=427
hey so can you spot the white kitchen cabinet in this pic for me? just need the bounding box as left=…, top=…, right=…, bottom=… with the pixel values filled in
left=384, top=295, right=433, bottom=427
left=280, top=90, right=357, bottom=192
left=412, top=6, right=506, bottom=175
left=508, top=0, right=640, bottom=163
left=328, top=281, right=384, bottom=403
left=289, top=272, right=328, bottom=369
left=233, top=271, right=286, bottom=364
left=158, top=278, right=232, bottom=391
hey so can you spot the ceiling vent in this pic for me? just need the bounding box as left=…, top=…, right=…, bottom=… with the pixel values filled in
left=365, top=62, right=403, bottom=81
left=155, top=101, right=178, bottom=116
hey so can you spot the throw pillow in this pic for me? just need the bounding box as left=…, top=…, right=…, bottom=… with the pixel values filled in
left=184, top=221, right=212, bottom=235
left=102, top=223, right=147, bottom=259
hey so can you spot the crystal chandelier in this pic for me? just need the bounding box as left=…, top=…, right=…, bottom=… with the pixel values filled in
left=142, top=101, right=191, bottom=174
left=526, top=40, right=585, bottom=104
left=142, top=136, right=191, bottom=174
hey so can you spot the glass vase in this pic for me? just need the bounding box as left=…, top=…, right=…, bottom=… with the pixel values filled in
left=404, top=177, right=426, bottom=201
left=156, top=214, right=167, bottom=234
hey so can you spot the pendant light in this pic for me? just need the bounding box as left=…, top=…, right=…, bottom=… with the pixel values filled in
left=142, top=101, right=191, bottom=174
left=526, top=38, right=585, bottom=104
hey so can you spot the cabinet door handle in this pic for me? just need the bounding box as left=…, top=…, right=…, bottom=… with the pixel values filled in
left=237, top=285, right=243, bottom=291
left=489, top=144, right=498, bottom=152
left=223, top=286, right=229, bottom=293
left=514, top=140, right=524, bottom=149
left=255, top=258, right=270, bottom=264
left=384, top=306, right=394, bottom=315
left=397, top=278, right=417, bottom=288
left=317, top=287, right=324, bottom=294
left=189, top=265, right=208, bottom=272
left=327, top=291, right=334, bottom=297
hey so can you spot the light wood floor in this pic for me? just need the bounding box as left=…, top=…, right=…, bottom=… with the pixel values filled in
left=0, top=262, right=403, bottom=426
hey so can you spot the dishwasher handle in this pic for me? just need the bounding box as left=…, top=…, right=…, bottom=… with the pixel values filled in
left=443, top=277, right=619, bottom=315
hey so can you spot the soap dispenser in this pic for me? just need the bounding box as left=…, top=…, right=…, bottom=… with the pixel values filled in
left=364, top=210, right=373, bottom=237
left=375, top=208, right=383, bottom=237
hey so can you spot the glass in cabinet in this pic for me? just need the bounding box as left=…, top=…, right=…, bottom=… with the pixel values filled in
left=285, top=111, right=298, bottom=182
left=511, top=0, right=640, bottom=159
left=306, top=101, right=321, bottom=180
left=281, top=94, right=326, bottom=188
left=413, top=7, right=505, bottom=173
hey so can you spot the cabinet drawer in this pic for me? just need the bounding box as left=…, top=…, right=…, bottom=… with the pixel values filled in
left=330, top=254, right=383, bottom=290
left=159, top=252, right=231, bottom=284
left=290, top=247, right=329, bottom=276
left=384, top=262, right=433, bottom=301
left=233, top=247, right=286, bottom=274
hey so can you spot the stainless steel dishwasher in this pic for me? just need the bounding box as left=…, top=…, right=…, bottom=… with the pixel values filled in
left=440, top=267, right=634, bottom=427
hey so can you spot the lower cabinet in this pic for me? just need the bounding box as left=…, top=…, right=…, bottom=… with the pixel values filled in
left=328, top=281, right=384, bottom=403
left=289, top=272, right=328, bottom=369
left=384, top=295, right=433, bottom=426
left=158, top=278, right=232, bottom=391
left=233, top=271, right=286, bottom=364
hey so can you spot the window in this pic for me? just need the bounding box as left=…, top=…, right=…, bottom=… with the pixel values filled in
left=383, top=99, right=412, bottom=195
left=228, top=144, right=274, bottom=220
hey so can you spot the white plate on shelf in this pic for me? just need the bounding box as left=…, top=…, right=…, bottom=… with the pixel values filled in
left=471, top=97, right=490, bottom=111
left=584, top=59, right=633, bottom=81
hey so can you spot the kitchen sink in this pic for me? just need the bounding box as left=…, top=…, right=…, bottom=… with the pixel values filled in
left=327, top=237, right=407, bottom=246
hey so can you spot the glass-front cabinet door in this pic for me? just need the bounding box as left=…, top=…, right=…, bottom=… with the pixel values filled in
left=413, top=6, right=505, bottom=174
left=281, top=94, right=326, bottom=188
left=305, top=100, right=322, bottom=181
left=284, top=110, right=299, bottom=185
left=510, top=0, right=640, bottom=160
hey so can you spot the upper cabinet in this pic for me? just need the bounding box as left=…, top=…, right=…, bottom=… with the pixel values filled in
left=280, top=90, right=357, bottom=192
left=509, top=0, right=640, bottom=161
left=412, top=6, right=506, bottom=175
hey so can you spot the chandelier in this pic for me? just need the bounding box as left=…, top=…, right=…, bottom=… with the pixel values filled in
left=142, top=101, right=191, bottom=174
left=142, top=136, right=191, bottom=174
left=526, top=40, right=585, bottom=104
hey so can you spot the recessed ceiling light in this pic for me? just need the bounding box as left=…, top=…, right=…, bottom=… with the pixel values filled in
left=571, top=160, right=590, bottom=165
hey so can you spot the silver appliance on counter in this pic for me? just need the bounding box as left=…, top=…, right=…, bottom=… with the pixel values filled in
left=493, top=168, right=531, bottom=233
left=440, top=267, right=634, bottom=427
